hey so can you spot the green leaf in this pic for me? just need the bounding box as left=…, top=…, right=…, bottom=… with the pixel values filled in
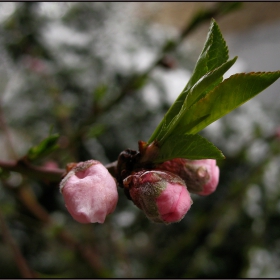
left=184, top=18, right=229, bottom=92
left=148, top=19, right=229, bottom=144
left=155, top=56, right=237, bottom=144
left=153, top=133, right=224, bottom=163
left=27, top=134, right=59, bottom=162
left=183, top=56, right=237, bottom=109
left=176, top=71, right=280, bottom=135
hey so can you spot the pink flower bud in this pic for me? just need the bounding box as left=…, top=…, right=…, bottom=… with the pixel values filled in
left=59, top=160, right=118, bottom=224
left=156, top=158, right=220, bottom=196
left=123, top=170, right=192, bottom=224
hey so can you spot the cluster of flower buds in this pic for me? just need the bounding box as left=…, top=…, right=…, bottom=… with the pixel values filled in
left=59, top=147, right=219, bottom=224
left=121, top=158, right=219, bottom=224
left=113, top=141, right=219, bottom=224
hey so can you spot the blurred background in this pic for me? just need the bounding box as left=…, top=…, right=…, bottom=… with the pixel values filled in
left=0, top=2, right=280, bottom=278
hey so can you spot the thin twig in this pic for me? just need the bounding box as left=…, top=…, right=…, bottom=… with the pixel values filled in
left=0, top=159, right=118, bottom=182
left=0, top=159, right=65, bottom=182
left=0, top=209, right=38, bottom=278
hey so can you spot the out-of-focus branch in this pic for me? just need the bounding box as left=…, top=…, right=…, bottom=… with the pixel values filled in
left=72, top=3, right=242, bottom=142
left=0, top=159, right=65, bottom=182
left=2, top=181, right=112, bottom=278
left=0, top=209, right=38, bottom=278
left=146, top=2, right=242, bottom=74
left=0, top=159, right=118, bottom=182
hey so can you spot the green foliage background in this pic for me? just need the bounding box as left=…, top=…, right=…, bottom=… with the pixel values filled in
left=0, top=2, right=280, bottom=278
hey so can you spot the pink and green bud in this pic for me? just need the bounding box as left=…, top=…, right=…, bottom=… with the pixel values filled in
left=59, top=160, right=118, bottom=224
left=156, top=158, right=220, bottom=196
left=123, top=170, right=192, bottom=224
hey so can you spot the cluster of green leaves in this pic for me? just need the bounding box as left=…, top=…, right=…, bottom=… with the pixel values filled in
left=148, top=19, right=280, bottom=163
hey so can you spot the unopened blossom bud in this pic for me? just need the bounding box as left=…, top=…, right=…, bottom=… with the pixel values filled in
left=156, top=158, right=219, bottom=196
left=123, top=170, right=192, bottom=224
left=59, top=160, right=118, bottom=224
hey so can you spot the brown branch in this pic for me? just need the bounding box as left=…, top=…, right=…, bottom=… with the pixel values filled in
left=0, top=159, right=65, bottom=182
left=0, top=159, right=118, bottom=183
left=0, top=209, right=38, bottom=278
